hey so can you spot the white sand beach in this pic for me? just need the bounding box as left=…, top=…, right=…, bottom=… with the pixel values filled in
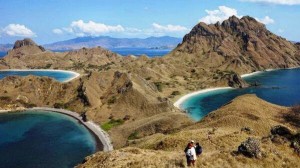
left=0, top=69, right=80, bottom=83
left=173, top=87, right=233, bottom=109
left=174, top=66, right=300, bottom=110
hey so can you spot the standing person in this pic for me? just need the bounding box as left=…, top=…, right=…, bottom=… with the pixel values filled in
left=195, top=142, right=202, bottom=156
left=185, top=140, right=197, bottom=167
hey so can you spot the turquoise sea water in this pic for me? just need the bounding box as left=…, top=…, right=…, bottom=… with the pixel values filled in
left=181, top=68, right=300, bottom=121
left=0, top=111, right=97, bottom=168
left=109, top=48, right=171, bottom=57
left=0, top=70, right=76, bottom=82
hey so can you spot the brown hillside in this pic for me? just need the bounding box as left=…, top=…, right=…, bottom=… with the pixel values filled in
left=168, top=16, right=300, bottom=74
left=79, top=95, right=300, bottom=168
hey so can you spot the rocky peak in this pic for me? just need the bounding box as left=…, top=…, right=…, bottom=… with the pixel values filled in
left=13, top=38, right=45, bottom=52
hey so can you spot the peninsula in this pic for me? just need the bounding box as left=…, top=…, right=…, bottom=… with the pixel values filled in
left=0, top=16, right=299, bottom=167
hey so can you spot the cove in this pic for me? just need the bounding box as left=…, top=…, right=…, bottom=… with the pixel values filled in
left=178, top=68, right=300, bottom=121
left=0, top=110, right=97, bottom=168
left=0, top=70, right=80, bottom=82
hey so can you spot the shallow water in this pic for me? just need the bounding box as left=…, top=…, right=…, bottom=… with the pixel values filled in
left=0, top=110, right=97, bottom=168
left=181, top=68, right=300, bottom=121
left=0, top=70, right=76, bottom=82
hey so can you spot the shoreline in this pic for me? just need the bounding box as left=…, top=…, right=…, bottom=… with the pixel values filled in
left=0, top=107, right=113, bottom=152
left=174, top=66, right=300, bottom=109
left=0, top=69, right=81, bottom=83
left=173, top=87, right=233, bottom=109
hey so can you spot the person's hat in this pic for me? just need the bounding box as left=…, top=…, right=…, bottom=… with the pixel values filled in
left=190, top=140, right=195, bottom=143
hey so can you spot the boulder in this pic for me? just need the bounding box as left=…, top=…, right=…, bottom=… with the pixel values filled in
left=271, top=125, right=293, bottom=139
left=291, top=133, right=300, bottom=155
left=238, top=137, right=261, bottom=158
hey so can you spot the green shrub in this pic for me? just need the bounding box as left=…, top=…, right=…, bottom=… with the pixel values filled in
left=154, top=82, right=163, bottom=92
left=107, top=96, right=117, bottom=105
left=101, top=119, right=124, bottom=131
left=128, top=131, right=139, bottom=140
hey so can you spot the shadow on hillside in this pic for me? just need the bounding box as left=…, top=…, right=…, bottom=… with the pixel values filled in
left=282, top=105, right=300, bottom=127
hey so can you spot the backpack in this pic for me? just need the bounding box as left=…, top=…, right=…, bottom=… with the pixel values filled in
left=184, top=146, right=189, bottom=153
left=196, top=145, right=202, bottom=155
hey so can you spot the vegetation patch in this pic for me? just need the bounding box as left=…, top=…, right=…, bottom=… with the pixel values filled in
left=128, top=131, right=139, bottom=140
left=154, top=82, right=164, bottom=92
left=171, top=91, right=181, bottom=96
left=107, top=96, right=117, bottom=105
left=101, top=119, right=124, bottom=131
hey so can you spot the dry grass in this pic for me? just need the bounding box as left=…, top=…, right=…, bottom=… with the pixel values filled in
left=80, top=95, right=300, bottom=168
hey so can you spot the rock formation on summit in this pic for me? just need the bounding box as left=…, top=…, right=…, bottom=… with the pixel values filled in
left=169, top=16, right=300, bottom=74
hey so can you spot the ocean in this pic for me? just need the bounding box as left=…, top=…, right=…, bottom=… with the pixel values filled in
left=0, top=70, right=77, bottom=82
left=109, top=48, right=171, bottom=57
left=0, top=110, right=97, bottom=168
left=180, top=68, right=300, bottom=121
left=0, top=52, right=6, bottom=58
left=1, top=48, right=171, bottom=58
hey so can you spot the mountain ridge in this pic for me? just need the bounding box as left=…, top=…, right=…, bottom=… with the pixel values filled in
left=1, top=16, right=300, bottom=167
left=169, top=15, right=300, bottom=74
left=0, top=36, right=182, bottom=52
left=44, top=36, right=182, bottom=50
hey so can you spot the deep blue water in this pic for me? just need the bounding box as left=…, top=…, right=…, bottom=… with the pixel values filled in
left=181, top=68, right=300, bottom=121
left=109, top=48, right=171, bottom=57
left=0, top=111, right=97, bottom=168
left=0, top=52, right=6, bottom=58
left=0, top=70, right=76, bottom=82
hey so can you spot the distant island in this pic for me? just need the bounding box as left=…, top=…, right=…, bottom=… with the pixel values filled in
left=0, top=36, right=182, bottom=52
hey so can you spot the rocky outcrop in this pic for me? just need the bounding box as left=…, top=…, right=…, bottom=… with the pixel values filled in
left=238, top=137, right=262, bottom=158
left=13, top=38, right=45, bottom=51
left=226, top=73, right=249, bottom=88
left=271, top=125, right=293, bottom=138
left=170, top=16, right=300, bottom=75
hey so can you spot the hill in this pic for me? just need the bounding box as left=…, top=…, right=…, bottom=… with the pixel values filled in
left=0, top=15, right=300, bottom=167
left=168, top=16, right=300, bottom=74
left=78, top=95, right=300, bottom=167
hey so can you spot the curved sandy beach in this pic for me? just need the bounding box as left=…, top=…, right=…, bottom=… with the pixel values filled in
left=0, top=107, right=113, bottom=152
left=174, top=67, right=300, bottom=110
left=173, top=87, right=233, bottom=109
left=30, top=107, right=113, bottom=152
left=0, top=69, right=80, bottom=83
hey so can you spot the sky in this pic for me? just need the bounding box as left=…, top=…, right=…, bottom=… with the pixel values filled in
left=0, top=0, right=300, bottom=44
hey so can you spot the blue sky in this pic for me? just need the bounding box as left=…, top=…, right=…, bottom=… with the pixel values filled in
left=0, top=0, right=300, bottom=44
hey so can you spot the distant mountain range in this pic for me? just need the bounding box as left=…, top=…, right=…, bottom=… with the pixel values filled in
left=44, top=36, right=181, bottom=51
left=0, top=36, right=182, bottom=52
left=0, top=44, right=13, bottom=53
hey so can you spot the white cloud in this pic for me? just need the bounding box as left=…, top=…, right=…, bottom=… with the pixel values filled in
left=200, top=6, right=241, bottom=24
left=152, top=23, right=189, bottom=33
left=69, top=20, right=124, bottom=36
left=255, top=16, right=275, bottom=24
left=199, top=6, right=275, bottom=26
left=241, top=0, right=300, bottom=5
left=2, top=24, right=35, bottom=37
left=55, top=20, right=189, bottom=37
left=52, top=28, right=63, bottom=34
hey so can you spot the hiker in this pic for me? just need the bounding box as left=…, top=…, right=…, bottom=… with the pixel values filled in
left=185, top=140, right=197, bottom=166
left=195, top=142, right=202, bottom=156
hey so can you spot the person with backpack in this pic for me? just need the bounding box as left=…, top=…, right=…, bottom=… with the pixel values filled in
left=195, top=142, right=202, bottom=156
left=184, top=140, right=197, bottom=166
